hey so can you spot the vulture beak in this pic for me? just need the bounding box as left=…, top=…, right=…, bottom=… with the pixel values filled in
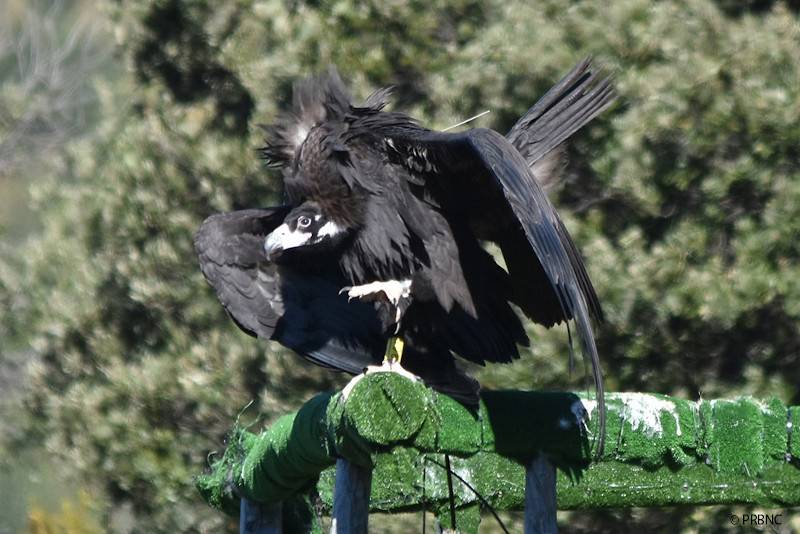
left=264, top=223, right=311, bottom=257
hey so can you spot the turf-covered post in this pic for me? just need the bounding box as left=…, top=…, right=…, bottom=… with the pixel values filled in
left=240, top=498, right=281, bottom=534
left=330, top=458, right=372, bottom=533
left=197, top=383, right=800, bottom=529
left=525, top=454, right=558, bottom=534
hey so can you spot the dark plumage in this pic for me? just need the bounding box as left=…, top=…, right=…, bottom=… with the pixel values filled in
left=196, top=58, right=615, bottom=449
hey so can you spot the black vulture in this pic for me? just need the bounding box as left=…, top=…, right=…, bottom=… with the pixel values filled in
left=195, top=58, right=615, bottom=448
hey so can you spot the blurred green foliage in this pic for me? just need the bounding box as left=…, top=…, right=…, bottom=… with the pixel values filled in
left=21, top=491, right=103, bottom=534
left=1, top=0, right=799, bottom=531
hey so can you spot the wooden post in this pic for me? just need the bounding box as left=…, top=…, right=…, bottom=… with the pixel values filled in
left=240, top=498, right=282, bottom=534
left=524, top=454, right=558, bottom=534
left=330, top=458, right=372, bottom=534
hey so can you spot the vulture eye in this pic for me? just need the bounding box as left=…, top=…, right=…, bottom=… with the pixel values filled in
left=297, top=215, right=312, bottom=229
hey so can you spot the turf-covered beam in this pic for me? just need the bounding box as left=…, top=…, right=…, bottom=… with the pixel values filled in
left=197, top=372, right=800, bottom=524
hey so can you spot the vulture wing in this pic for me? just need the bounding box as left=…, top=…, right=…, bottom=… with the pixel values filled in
left=378, top=59, right=614, bottom=445
left=195, top=207, right=383, bottom=374
left=384, top=127, right=607, bottom=447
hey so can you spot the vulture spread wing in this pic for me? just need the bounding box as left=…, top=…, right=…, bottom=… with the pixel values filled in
left=365, top=59, right=613, bottom=427
left=195, top=207, right=383, bottom=374
left=381, top=126, right=606, bottom=432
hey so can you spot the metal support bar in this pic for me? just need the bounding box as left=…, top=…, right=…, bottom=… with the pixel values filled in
left=240, top=498, right=282, bottom=534
left=330, top=458, right=372, bottom=534
left=525, top=454, right=558, bottom=534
